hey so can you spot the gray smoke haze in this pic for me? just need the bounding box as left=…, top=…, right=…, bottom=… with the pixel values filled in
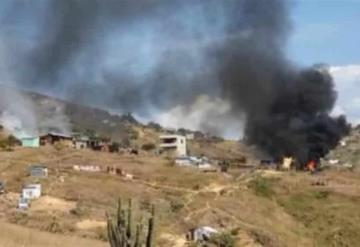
left=1, top=0, right=288, bottom=115
left=0, top=0, right=349, bottom=162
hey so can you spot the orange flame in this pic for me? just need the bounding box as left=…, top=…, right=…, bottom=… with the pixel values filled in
left=307, top=160, right=316, bottom=172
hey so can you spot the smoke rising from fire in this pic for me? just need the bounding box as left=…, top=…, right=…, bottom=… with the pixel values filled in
left=0, top=0, right=350, bottom=163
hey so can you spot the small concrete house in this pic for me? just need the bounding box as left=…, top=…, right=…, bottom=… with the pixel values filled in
left=188, top=226, right=218, bottom=242
left=175, top=156, right=193, bottom=166
left=74, top=137, right=89, bottom=149
left=21, top=137, right=40, bottom=148
left=18, top=197, right=29, bottom=210
left=22, top=184, right=41, bottom=200
left=29, top=165, right=48, bottom=178
left=159, top=134, right=187, bottom=156
left=0, top=180, right=4, bottom=194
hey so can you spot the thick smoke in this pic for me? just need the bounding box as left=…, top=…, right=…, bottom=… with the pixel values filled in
left=0, top=0, right=350, bottom=163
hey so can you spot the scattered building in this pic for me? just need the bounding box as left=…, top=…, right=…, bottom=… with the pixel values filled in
left=74, top=136, right=89, bottom=149
left=175, top=156, right=193, bottom=166
left=29, top=165, right=48, bottom=178
left=88, top=138, right=110, bottom=152
left=188, top=226, right=218, bottom=242
left=185, top=133, right=195, bottom=140
left=22, top=184, right=41, bottom=200
left=175, top=156, right=215, bottom=171
left=159, top=134, right=187, bottom=156
left=18, top=197, right=29, bottom=210
left=73, top=165, right=101, bottom=172
left=20, top=137, right=40, bottom=148
left=40, top=132, right=73, bottom=147
left=0, top=180, right=4, bottom=194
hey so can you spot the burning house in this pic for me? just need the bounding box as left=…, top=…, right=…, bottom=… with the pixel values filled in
left=0, top=0, right=351, bottom=169
left=88, top=137, right=110, bottom=151
left=159, top=134, right=187, bottom=157
left=40, top=132, right=73, bottom=147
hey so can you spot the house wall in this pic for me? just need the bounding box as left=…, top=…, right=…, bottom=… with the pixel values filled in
left=21, top=137, right=40, bottom=148
left=40, top=135, right=74, bottom=147
left=61, top=139, right=74, bottom=148
left=29, top=166, right=48, bottom=178
left=75, top=141, right=88, bottom=149
left=175, top=136, right=187, bottom=156
left=159, top=135, right=187, bottom=156
left=22, top=184, right=41, bottom=199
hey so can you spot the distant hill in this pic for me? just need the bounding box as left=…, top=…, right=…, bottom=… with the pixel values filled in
left=0, top=87, right=140, bottom=143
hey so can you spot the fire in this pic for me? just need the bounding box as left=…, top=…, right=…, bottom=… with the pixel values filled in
left=282, top=156, right=293, bottom=170
left=306, top=160, right=316, bottom=172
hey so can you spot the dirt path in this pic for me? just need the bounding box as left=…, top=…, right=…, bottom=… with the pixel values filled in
left=76, top=220, right=106, bottom=230
left=159, top=233, right=187, bottom=247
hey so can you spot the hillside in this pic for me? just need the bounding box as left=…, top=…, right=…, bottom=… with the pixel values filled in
left=0, top=135, right=359, bottom=246
left=25, top=90, right=139, bottom=142
left=1, top=89, right=360, bottom=246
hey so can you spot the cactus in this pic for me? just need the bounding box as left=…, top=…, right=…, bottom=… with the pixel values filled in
left=146, top=205, right=155, bottom=247
left=107, top=198, right=155, bottom=247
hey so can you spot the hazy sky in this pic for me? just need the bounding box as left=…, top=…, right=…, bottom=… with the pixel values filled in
left=158, top=0, right=360, bottom=131
left=0, top=0, right=359, bottom=136
left=288, top=0, right=360, bottom=66
left=289, top=0, right=360, bottom=125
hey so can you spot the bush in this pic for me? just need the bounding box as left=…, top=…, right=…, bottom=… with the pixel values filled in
left=169, top=198, right=184, bottom=213
left=46, top=217, right=62, bottom=233
left=7, top=135, right=18, bottom=146
left=313, top=190, right=330, bottom=199
left=209, top=232, right=236, bottom=247
left=0, top=135, right=18, bottom=151
left=70, top=204, right=88, bottom=217
left=109, top=142, right=120, bottom=153
left=141, top=143, right=156, bottom=151
left=248, top=177, right=274, bottom=198
left=128, top=129, right=139, bottom=140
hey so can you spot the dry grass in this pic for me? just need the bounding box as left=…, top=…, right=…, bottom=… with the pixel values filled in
left=0, top=220, right=106, bottom=247
left=2, top=145, right=360, bottom=246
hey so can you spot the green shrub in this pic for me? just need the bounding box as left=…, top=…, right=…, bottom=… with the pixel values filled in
left=141, top=143, right=156, bottom=151
left=313, top=190, right=330, bottom=200
left=248, top=177, right=274, bottom=198
left=109, top=142, right=120, bottom=153
left=209, top=232, right=236, bottom=247
left=169, top=198, right=184, bottom=213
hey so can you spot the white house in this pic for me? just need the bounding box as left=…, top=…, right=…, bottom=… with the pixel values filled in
left=191, top=226, right=218, bottom=242
left=18, top=197, right=29, bottom=210
left=159, top=135, right=187, bottom=156
left=22, top=184, right=41, bottom=200
left=175, top=156, right=192, bottom=166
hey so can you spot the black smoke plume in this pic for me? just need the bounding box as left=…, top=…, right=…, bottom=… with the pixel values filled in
left=0, top=0, right=350, bottom=164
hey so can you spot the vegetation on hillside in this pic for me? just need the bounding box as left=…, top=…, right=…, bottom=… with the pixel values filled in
left=107, top=198, right=155, bottom=247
